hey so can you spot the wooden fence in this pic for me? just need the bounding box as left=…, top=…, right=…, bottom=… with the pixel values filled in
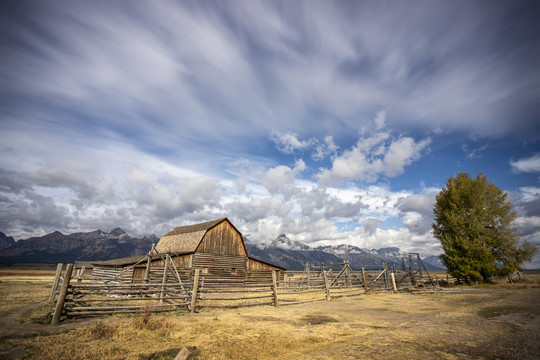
left=50, top=257, right=453, bottom=325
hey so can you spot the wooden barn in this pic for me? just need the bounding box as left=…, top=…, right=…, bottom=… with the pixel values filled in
left=91, top=218, right=284, bottom=283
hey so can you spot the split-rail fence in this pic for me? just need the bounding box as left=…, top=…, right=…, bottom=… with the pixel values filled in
left=49, top=255, right=453, bottom=325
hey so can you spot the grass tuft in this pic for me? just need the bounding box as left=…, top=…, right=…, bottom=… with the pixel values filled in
left=138, top=347, right=182, bottom=360
left=85, top=323, right=117, bottom=339
left=131, top=305, right=171, bottom=333
left=301, top=314, right=338, bottom=325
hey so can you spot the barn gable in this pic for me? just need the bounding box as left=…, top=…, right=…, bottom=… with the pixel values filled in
left=196, top=219, right=247, bottom=256
left=154, top=218, right=247, bottom=256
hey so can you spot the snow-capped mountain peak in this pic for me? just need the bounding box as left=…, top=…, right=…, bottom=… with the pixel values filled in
left=267, top=234, right=311, bottom=251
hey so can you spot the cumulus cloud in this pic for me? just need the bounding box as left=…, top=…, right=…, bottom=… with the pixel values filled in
left=312, top=136, right=339, bottom=161
left=363, top=218, right=384, bottom=235
left=0, top=143, right=446, bottom=258
left=397, top=193, right=435, bottom=215
left=317, top=130, right=431, bottom=186
left=510, top=154, right=540, bottom=173
left=263, top=159, right=306, bottom=195
left=271, top=133, right=314, bottom=154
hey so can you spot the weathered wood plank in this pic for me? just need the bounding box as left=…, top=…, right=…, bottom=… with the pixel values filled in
left=52, top=263, right=73, bottom=325
left=190, top=268, right=200, bottom=313
left=48, top=263, right=64, bottom=304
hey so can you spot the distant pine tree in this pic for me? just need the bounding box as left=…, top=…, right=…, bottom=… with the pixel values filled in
left=433, top=173, right=537, bottom=283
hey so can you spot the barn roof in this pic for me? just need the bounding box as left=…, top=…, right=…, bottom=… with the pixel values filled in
left=92, top=255, right=147, bottom=267
left=248, top=256, right=287, bottom=270
left=155, top=218, right=238, bottom=254
left=91, top=254, right=158, bottom=267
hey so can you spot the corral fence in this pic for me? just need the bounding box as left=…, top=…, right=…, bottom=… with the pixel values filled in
left=49, top=254, right=455, bottom=325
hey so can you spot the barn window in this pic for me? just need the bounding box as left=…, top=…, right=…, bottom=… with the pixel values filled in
left=231, top=268, right=237, bottom=274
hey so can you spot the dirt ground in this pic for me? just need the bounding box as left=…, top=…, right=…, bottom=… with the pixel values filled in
left=1, top=272, right=539, bottom=359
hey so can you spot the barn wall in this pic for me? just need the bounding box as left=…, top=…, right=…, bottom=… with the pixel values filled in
left=196, top=220, right=247, bottom=256
left=132, top=254, right=193, bottom=280
left=245, top=270, right=284, bottom=281
left=246, top=258, right=283, bottom=271
left=127, top=253, right=282, bottom=283
left=192, top=252, right=246, bottom=281
left=149, top=254, right=193, bottom=268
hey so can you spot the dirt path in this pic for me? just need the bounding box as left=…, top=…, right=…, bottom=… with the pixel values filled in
left=0, top=301, right=105, bottom=360
left=0, top=301, right=100, bottom=338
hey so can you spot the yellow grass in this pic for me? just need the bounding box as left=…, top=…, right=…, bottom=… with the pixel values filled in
left=1, top=269, right=539, bottom=359
left=0, top=272, right=54, bottom=317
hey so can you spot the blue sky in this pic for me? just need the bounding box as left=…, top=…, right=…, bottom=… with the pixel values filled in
left=1, top=1, right=540, bottom=266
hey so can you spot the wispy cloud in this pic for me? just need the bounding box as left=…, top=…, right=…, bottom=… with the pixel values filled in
left=462, top=143, right=488, bottom=159
left=510, top=154, right=540, bottom=173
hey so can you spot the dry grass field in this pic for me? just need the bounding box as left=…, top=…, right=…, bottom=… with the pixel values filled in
left=0, top=269, right=539, bottom=359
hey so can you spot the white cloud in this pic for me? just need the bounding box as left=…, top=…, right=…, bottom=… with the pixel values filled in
left=518, top=187, right=540, bottom=202
left=363, top=218, right=384, bottom=235
left=383, top=137, right=431, bottom=177
left=510, top=154, right=540, bottom=173
left=312, top=136, right=339, bottom=161
left=271, top=132, right=314, bottom=154
left=263, top=159, right=306, bottom=195
left=317, top=131, right=430, bottom=186
left=374, top=110, right=387, bottom=130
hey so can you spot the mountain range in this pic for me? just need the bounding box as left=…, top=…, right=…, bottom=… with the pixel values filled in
left=0, top=229, right=443, bottom=270
left=245, top=234, right=442, bottom=270
left=0, top=229, right=158, bottom=264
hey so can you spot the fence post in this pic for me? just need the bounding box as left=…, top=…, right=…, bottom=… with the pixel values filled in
left=77, top=266, right=86, bottom=283
left=306, top=263, right=310, bottom=288
left=51, top=263, right=73, bottom=325
left=417, top=254, right=423, bottom=278
left=190, top=268, right=200, bottom=313
left=361, top=266, right=369, bottom=294
left=322, top=270, right=331, bottom=300
left=272, top=270, right=279, bottom=307
left=329, top=263, right=333, bottom=279
left=390, top=272, right=398, bottom=293
left=409, top=254, right=416, bottom=285
left=144, top=253, right=152, bottom=283
left=49, top=263, right=64, bottom=304
left=345, top=261, right=352, bottom=287
left=160, top=253, right=170, bottom=304
left=383, top=263, right=389, bottom=291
